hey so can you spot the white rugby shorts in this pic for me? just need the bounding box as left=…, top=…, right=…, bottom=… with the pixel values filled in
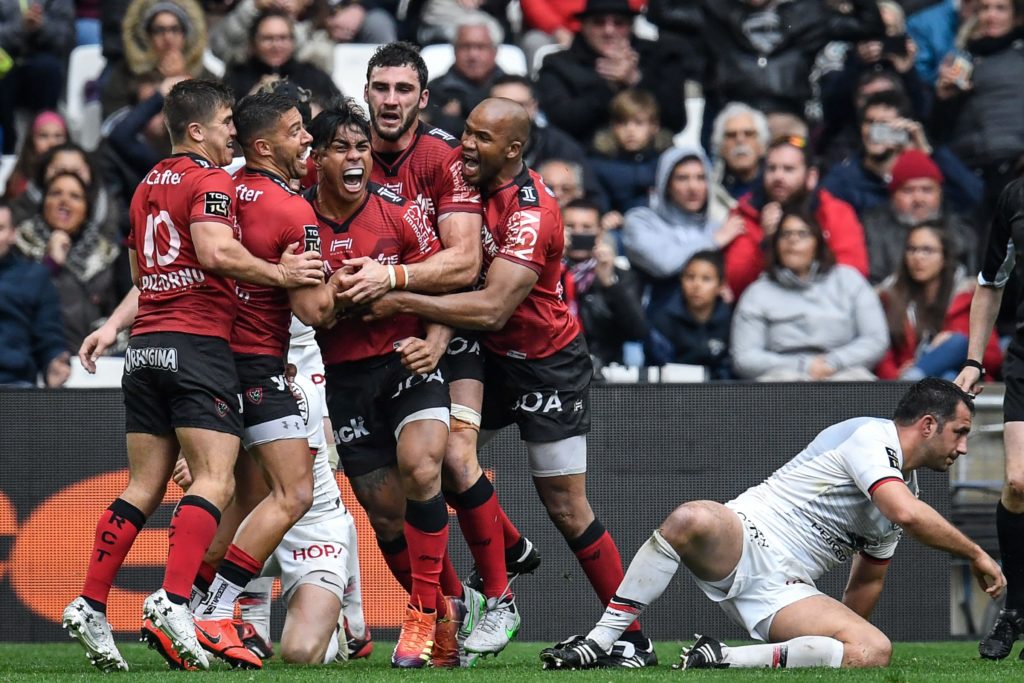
left=261, top=508, right=354, bottom=604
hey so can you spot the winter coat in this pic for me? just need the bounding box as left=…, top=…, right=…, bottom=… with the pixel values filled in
left=861, top=204, right=978, bottom=285
left=875, top=277, right=1002, bottom=379
left=907, top=0, right=958, bottom=84
left=0, top=252, right=67, bottom=385
left=521, top=0, right=645, bottom=34
left=208, top=0, right=333, bottom=71
left=536, top=34, right=686, bottom=144
left=0, top=0, right=73, bottom=58
left=731, top=264, right=889, bottom=379
left=723, top=188, right=869, bottom=298
left=523, top=124, right=607, bottom=210
left=588, top=128, right=674, bottom=215
left=567, top=262, right=647, bottom=366
left=647, top=294, right=733, bottom=379
left=427, top=66, right=506, bottom=138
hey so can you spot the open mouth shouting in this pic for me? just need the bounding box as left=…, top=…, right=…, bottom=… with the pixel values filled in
left=342, top=167, right=365, bottom=192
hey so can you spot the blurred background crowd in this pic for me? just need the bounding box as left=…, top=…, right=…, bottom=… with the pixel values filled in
left=0, top=0, right=1016, bottom=388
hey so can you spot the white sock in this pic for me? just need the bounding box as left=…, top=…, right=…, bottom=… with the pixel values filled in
left=239, top=576, right=274, bottom=643
left=723, top=636, right=845, bottom=668
left=587, top=530, right=681, bottom=652
left=323, top=628, right=340, bottom=664
left=198, top=574, right=248, bottom=620
left=341, top=513, right=367, bottom=639
left=189, top=586, right=208, bottom=615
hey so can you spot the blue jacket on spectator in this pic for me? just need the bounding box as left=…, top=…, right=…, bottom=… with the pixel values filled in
left=646, top=293, right=733, bottom=380
left=907, top=0, right=957, bottom=85
left=0, top=251, right=66, bottom=385
left=820, top=146, right=983, bottom=218
left=588, top=128, right=673, bottom=215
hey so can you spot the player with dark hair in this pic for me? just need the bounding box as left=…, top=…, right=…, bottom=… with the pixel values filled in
left=338, top=41, right=536, bottom=662
left=293, top=100, right=453, bottom=669
left=61, top=80, right=323, bottom=672
left=366, top=97, right=656, bottom=667
left=956, top=176, right=1024, bottom=660
left=541, top=378, right=1005, bottom=670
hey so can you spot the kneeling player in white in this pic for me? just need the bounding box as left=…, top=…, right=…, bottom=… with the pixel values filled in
left=541, top=379, right=1005, bottom=670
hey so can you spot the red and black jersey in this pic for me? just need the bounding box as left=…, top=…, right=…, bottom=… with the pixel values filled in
left=128, top=153, right=239, bottom=340
left=230, top=167, right=319, bottom=358
left=307, top=182, right=441, bottom=364
left=370, top=122, right=482, bottom=232
left=480, top=165, right=581, bottom=359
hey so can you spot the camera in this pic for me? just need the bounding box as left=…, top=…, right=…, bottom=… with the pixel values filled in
left=569, top=233, right=597, bottom=252
left=868, top=122, right=909, bottom=148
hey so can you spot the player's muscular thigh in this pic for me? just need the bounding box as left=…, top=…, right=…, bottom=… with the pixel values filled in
left=660, top=501, right=743, bottom=581
left=349, top=466, right=406, bottom=539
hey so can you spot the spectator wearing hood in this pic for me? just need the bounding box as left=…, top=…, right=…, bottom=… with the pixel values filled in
left=100, top=0, right=212, bottom=117
left=621, top=144, right=738, bottom=316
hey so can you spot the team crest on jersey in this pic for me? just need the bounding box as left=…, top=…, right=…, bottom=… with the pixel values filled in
left=303, top=225, right=321, bottom=253
left=204, top=191, right=231, bottom=218
left=214, top=397, right=229, bottom=417
left=885, top=446, right=899, bottom=470
left=330, top=238, right=353, bottom=253
left=518, top=184, right=538, bottom=205
left=374, top=184, right=405, bottom=205
left=246, top=387, right=263, bottom=405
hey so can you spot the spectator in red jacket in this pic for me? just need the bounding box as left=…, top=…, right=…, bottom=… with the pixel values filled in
left=723, top=137, right=869, bottom=298
left=876, top=222, right=1003, bottom=380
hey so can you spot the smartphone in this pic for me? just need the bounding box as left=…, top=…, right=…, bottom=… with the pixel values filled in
left=569, top=233, right=597, bottom=252
left=950, top=49, right=974, bottom=89
left=882, top=33, right=908, bottom=56
left=868, top=122, right=909, bottom=147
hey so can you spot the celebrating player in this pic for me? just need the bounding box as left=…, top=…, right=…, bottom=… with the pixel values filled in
left=62, top=80, right=323, bottom=672
left=294, top=101, right=453, bottom=668
left=366, top=97, right=656, bottom=667
left=540, top=379, right=1005, bottom=670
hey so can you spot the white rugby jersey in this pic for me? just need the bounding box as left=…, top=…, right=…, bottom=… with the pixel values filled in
left=728, top=417, right=916, bottom=579
left=288, top=316, right=317, bottom=353
left=289, top=373, right=345, bottom=524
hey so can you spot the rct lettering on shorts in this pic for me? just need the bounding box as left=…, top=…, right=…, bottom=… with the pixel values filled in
left=334, top=417, right=370, bottom=443
left=204, top=191, right=232, bottom=217
left=124, top=346, right=179, bottom=373
left=514, top=391, right=563, bottom=414
left=390, top=368, right=444, bottom=399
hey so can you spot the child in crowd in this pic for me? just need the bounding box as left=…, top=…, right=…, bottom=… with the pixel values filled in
left=646, top=250, right=733, bottom=379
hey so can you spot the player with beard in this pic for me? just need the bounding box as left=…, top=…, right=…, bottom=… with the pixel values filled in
left=293, top=101, right=453, bottom=668
left=365, top=97, right=657, bottom=668
left=722, top=136, right=869, bottom=297
left=62, top=80, right=324, bottom=672
left=333, top=41, right=536, bottom=661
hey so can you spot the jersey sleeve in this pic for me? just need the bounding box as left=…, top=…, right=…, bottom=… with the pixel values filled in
left=189, top=169, right=236, bottom=227
left=435, top=147, right=483, bottom=216
left=841, top=422, right=907, bottom=499
left=979, top=179, right=1024, bottom=287
left=496, top=205, right=556, bottom=276
left=398, top=201, right=441, bottom=264
left=861, top=529, right=902, bottom=562
left=279, top=196, right=320, bottom=256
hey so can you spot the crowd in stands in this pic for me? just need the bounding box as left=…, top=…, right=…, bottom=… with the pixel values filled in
left=0, top=0, right=1017, bottom=387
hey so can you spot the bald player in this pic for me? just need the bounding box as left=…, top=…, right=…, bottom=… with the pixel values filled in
left=365, top=98, right=656, bottom=667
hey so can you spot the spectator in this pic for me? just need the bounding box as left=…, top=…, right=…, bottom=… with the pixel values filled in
left=490, top=74, right=607, bottom=211
left=862, top=149, right=978, bottom=284
left=876, top=222, right=1003, bottom=380
left=821, top=90, right=979, bottom=218
left=4, top=111, right=67, bottom=200
left=588, top=89, right=673, bottom=219
left=622, top=144, right=737, bottom=315
left=0, top=0, right=74, bottom=153
left=14, top=172, right=119, bottom=351
left=320, top=0, right=397, bottom=45
left=417, top=0, right=510, bottom=46
left=562, top=198, right=646, bottom=371
left=519, top=0, right=647, bottom=70
left=699, top=0, right=885, bottom=120
left=427, top=18, right=506, bottom=136
left=538, top=159, right=586, bottom=208
left=209, top=0, right=334, bottom=71
left=224, top=11, right=340, bottom=103
left=709, top=101, right=769, bottom=203
left=101, top=0, right=211, bottom=116
left=724, top=137, right=869, bottom=298
left=907, top=0, right=973, bottom=84
left=646, top=250, right=734, bottom=379
left=0, top=198, right=69, bottom=387
left=731, top=210, right=888, bottom=381
left=932, top=0, right=1024, bottom=208
left=816, top=69, right=909, bottom=170
left=536, top=0, right=686, bottom=145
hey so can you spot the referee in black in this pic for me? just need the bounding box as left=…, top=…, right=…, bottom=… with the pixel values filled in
left=956, top=177, right=1024, bottom=660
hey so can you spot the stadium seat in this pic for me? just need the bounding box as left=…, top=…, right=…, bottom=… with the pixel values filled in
left=64, top=44, right=106, bottom=152
left=0, top=154, right=16, bottom=189
left=531, top=43, right=565, bottom=78
left=419, top=43, right=528, bottom=81
left=332, top=43, right=382, bottom=107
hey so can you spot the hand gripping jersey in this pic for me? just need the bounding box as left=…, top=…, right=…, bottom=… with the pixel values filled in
left=230, top=167, right=320, bottom=357
left=370, top=122, right=482, bottom=234
left=479, top=165, right=581, bottom=359
left=728, top=417, right=916, bottom=579
left=306, top=183, right=441, bottom=364
left=128, top=153, right=239, bottom=339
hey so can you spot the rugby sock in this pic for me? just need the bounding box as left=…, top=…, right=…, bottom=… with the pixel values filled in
left=378, top=534, right=413, bottom=593
left=722, top=637, right=844, bottom=668
left=997, top=501, right=1024, bottom=611
left=588, top=530, right=680, bottom=652
left=198, top=544, right=263, bottom=619
left=163, top=495, right=221, bottom=603
left=405, top=494, right=449, bottom=613
left=500, top=508, right=524, bottom=551
left=239, top=576, right=274, bottom=644
left=440, top=550, right=462, bottom=596
left=342, top=523, right=368, bottom=639
left=81, top=498, right=146, bottom=610
left=189, top=560, right=218, bottom=611
left=568, top=519, right=641, bottom=633
left=452, top=474, right=507, bottom=597
left=323, top=630, right=340, bottom=664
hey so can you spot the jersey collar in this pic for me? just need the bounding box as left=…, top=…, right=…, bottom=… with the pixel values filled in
left=306, top=184, right=371, bottom=233
left=243, top=165, right=296, bottom=194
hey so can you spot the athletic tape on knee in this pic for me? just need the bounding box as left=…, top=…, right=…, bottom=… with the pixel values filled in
left=450, top=403, right=481, bottom=432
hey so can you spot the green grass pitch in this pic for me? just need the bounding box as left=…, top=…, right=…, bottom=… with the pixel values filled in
left=1, top=641, right=1024, bottom=682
